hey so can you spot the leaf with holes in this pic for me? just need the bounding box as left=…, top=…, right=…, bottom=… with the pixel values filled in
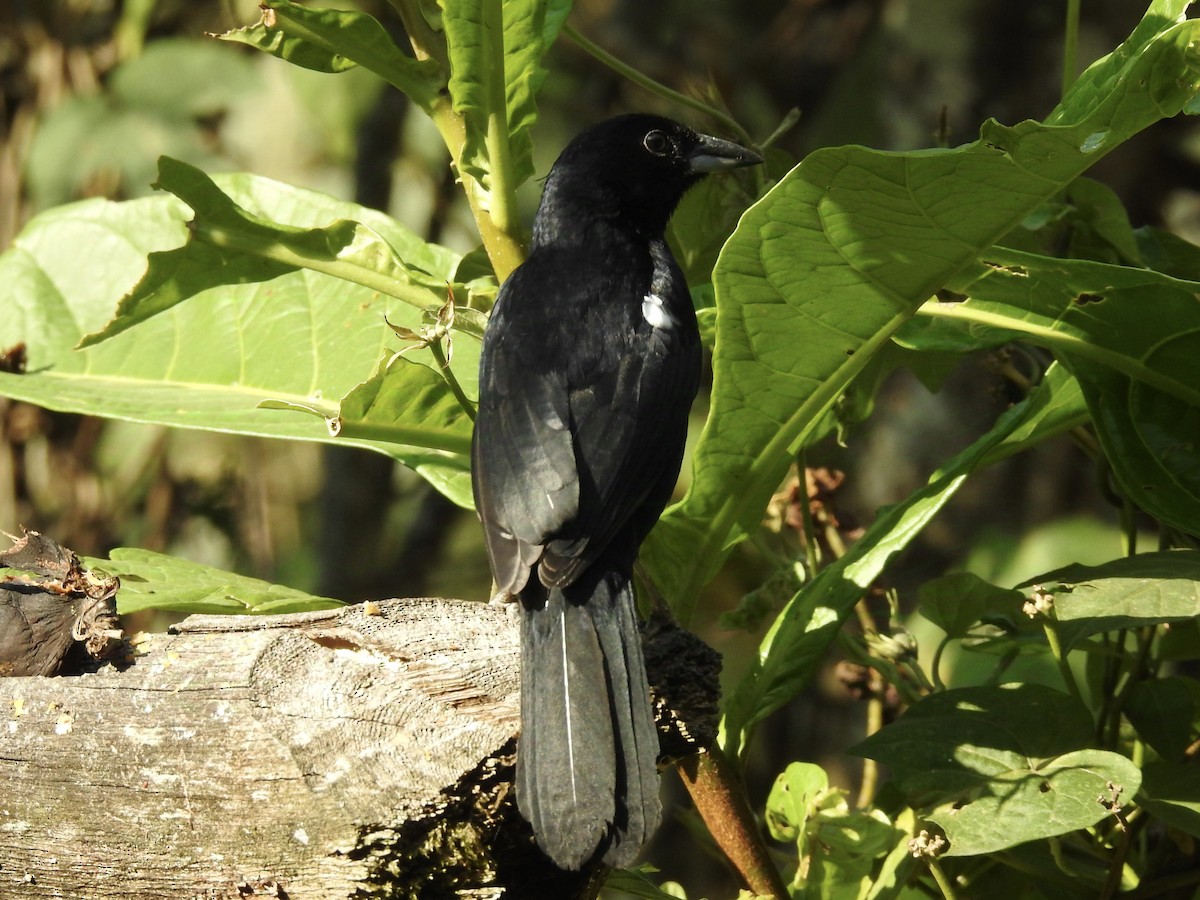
left=851, top=684, right=1141, bottom=856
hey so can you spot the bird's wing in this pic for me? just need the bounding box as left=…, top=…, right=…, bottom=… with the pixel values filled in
left=472, top=278, right=581, bottom=595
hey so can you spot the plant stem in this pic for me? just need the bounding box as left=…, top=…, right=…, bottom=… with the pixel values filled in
left=1062, top=0, right=1082, bottom=98
left=428, top=339, right=476, bottom=421
left=562, top=24, right=754, bottom=146
left=928, top=859, right=959, bottom=900
left=794, top=456, right=822, bottom=576
left=387, top=0, right=448, bottom=65
left=930, top=635, right=951, bottom=692
left=1098, top=826, right=1134, bottom=900
left=427, top=99, right=526, bottom=280
left=677, top=748, right=789, bottom=899
left=856, top=685, right=883, bottom=808
left=1042, top=617, right=1084, bottom=704
left=192, top=220, right=439, bottom=311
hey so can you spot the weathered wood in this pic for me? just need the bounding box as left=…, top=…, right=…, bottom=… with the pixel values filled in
left=0, top=592, right=721, bottom=899
left=0, top=598, right=553, bottom=899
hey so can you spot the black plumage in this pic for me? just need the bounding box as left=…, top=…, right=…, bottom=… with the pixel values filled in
left=471, top=114, right=761, bottom=870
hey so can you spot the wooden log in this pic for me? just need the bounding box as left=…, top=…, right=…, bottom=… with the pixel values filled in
left=0, top=598, right=593, bottom=899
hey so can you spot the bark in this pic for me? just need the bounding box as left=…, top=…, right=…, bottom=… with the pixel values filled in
left=0, top=598, right=587, bottom=899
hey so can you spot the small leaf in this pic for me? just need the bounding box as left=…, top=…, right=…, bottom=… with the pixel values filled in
left=765, top=761, right=828, bottom=842
left=91, top=548, right=343, bottom=615
left=918, top=572, right=1026, bottom=639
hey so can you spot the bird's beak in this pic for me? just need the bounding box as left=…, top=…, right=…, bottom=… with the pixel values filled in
left=687, top=133, right=763, bottom=173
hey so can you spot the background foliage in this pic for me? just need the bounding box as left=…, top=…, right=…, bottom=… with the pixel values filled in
left=3, top=1, right=1200, bottom=897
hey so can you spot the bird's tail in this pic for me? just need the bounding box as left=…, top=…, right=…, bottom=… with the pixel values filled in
left=517, top=564, right=662, bottom=870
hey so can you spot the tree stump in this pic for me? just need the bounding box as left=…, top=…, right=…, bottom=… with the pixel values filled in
left=0, top=598, right=592, bottom=899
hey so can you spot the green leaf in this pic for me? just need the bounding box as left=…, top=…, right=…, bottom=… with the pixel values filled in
left=80, top=157, right=454, bottom=346
left=719, top=377, right=1061, bottom=755
left=219, top=0, right=444, bottom=107
left=602, top=868, right=687, bottom=900
left=0, top=170, right=479, bottom=508
left=851, top=684, right=1141, bottom=856
left=1140, top=762, right=1200, bottom=838
left=1067, top=357, right=1200, bottom=535
left=439, top=0, right=567, bottom=191
left=90, top=548, right=343, bottom=615
left=1019, top=551, right=1200, bottom=650
left=998, top=177, right=1143, bottom=265
left=806, top=810, right=906, bottom=900
left=643, top=4, right=1200, bottom=618
left=918, top=572, right=1025, bottom=639
left=765, top=761, right=829, bottom=842
left=332, top=355, right=474, bottom=502
left=1125, top=677, right=1199, bottom=761
left=915, top=252, right=1200, bottom=408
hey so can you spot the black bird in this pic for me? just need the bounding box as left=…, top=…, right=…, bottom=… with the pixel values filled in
left=472, top=114, right=761, bottom=870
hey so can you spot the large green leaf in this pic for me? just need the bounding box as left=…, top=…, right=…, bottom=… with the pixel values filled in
left=643, top=1, right=1200, bottom=618
left=852, top=684, right=1141, bottom=857
left=1018, top=551, right=1200, bottom=650
left=438, top=0, right=571, bottom=191
left=0, top=170, right=479, bottom=507
left=719, top=368, right=1080, bottom=755
left=80, top=157, right=456, bottom=346
left=1067, top=357, right=1200, bottom=535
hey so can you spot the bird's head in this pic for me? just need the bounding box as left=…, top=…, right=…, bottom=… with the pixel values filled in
left=533, top=114, right=762, bottom=244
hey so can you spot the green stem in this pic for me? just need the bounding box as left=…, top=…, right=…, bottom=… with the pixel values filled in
left=562, top=24, right=754, bottom=146
left=428, top=339, right=477, bottom=421
left=794, top=453, right=821, bottom=576
left=193, top=221, right=439, bottom=311
left=388, top=0, right=525, bottom=280
left=928, top=859, right=959, bottom=900
left=930, top=635, right=951, bottom=692
left=1062, top=0, right=1081, bottom=98
left=1042, top=617, right=1084, bottom=704
left=914, top=300, right=1200, bottom=408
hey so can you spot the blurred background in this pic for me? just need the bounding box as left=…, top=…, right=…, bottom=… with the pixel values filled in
left=2, top=0, right=1197, bottom=894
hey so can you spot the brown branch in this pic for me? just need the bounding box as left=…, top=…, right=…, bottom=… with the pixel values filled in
left=677, top=747, right=789, bottom=899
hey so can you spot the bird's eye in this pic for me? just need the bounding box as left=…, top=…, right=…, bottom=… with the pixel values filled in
left=642, top=130, right=672, bottom=157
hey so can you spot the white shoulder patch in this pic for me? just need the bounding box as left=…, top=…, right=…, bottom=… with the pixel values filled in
left=641, top=292, right=677, bottom=329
